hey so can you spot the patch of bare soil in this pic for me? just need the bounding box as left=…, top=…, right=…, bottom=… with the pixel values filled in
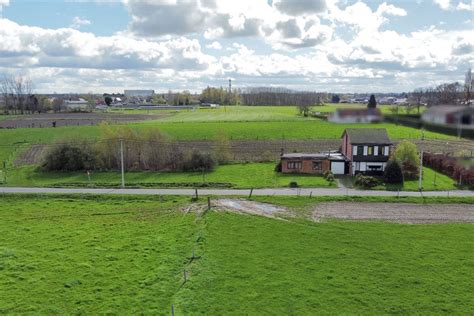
left=213, top=199, right=290, bottom=219
left=0, top=112, right=170, bottom=128
left=313, top=202, right=474, bottom=224
left=14, top=144, right=47, bottom=166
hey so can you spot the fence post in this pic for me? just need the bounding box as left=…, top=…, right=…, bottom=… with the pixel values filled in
left=249, top=188, right=253, bottom=198
left=171, top=304, right=175, bottom=316
left=309, top=191, right=312, bottom=198
left=207, top=197, right=211, bottom=211
left=195, top=188, right=198, bottom=199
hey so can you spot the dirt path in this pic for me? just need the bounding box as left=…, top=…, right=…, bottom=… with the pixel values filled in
left=313, top=202, right=474, bottom=224
left=213, top=199, right=290, bottom=218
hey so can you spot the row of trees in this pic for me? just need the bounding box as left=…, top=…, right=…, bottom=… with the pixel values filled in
left=0, top=75, right=44, bottom=114
left=241, top=87, right=327, bottom=106
left=408, top=68, right=473, bottom=109
left=42, top=124, right=232, bottom=172
left=423, top=153, right=474, bottom=187
left=200, top=86, right=240, bottom=105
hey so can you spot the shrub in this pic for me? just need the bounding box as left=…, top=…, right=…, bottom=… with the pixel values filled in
left=42, top=140, right=96, bottom=171
left=393, top=141, right=420, bottom=179
left=289, top=181, right=298, bottom=188
left=183, top=150, right=216, bottom=172
left=326, top=173, right=335, bottom=183
left=274, top=161, right=282, bottom=172
left=354, top=174, right=379, bottom=188
left=384, top=160, right=404, bottom=184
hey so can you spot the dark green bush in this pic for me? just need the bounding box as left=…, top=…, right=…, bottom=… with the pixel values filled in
left=384, top=160, right=404, bottom=184
left=42, top=141, right=96, bottom=171
left=289, top=181, right=298, bottom=188
left=274, top=161, right=282, bottom=172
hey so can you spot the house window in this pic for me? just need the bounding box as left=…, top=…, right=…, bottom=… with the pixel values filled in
left=287, top=161, right=302, bottom=170
left=368, top=146, right=374, bottom=156
left=357, top=146, right=363, bottom=156
left=313, top=161, right=322, bottom=170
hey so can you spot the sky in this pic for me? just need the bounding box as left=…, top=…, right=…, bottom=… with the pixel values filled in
left=0, top=0, right=472, bottom=94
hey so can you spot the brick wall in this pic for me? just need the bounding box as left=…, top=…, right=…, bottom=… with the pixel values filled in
left=282, top=158, right=331, bottom=174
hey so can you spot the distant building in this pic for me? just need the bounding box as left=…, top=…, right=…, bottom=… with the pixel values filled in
left=200, top=103, right=220, bottom=108
left=124, top=90, right=155, bottom=98
left=422, top=105, right=474, bottom=126
left=329, top=108, right=382, bottom=124
left=63, top=98, right=88, bottom=110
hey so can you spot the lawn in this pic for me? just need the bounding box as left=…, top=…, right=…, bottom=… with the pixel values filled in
left=4, top=163, right=336, bottom=189
left=1, top=194, right=473, bottom=314
left=0, top=195, right=198, bottom=314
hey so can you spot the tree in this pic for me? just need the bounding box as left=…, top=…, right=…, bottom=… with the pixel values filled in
left=368, top=94, right=377, bottom=108
left=410, top=88, right=424, bottom=114
left=52, top=97, right=63, bottom=112
left=104, top=96, right=113, bottom=106
left=331, top=94, right=340, bottom=103
left=384, top=160, right=404, bottom=184
left=393, top=141, right=420, bottom=180
left=297, top=104, right=310, bottom=117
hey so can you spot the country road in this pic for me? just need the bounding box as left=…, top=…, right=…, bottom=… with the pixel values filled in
left=1, top=187, right=474, bottom=197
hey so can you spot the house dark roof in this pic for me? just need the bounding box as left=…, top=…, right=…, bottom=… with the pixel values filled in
left=343, top=128, right=392, bottom=144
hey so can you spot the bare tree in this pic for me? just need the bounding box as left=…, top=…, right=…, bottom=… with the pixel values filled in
left=410, top=88, right=424, bottom=114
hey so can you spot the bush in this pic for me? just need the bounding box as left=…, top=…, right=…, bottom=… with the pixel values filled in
left=289, top=181, right=298, bottom=188
left=354, top=174, right=379, bottom=188
left=384, top=160, right=404, bottom=184
left=393, top=141, right=420, bottom=177
left=42, top=141, right=96, bottom=171
left=326, top=173, right=335, bottom=183
left=274, top=161, right=282, bottom=172
left=183, top=150, right=216, bottom=172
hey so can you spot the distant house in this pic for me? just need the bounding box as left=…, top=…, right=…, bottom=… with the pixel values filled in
left=63, top=98, right=88, bottom=110
left=329, top=108, right=382, bottom=124
left=422, top=105, right=474, bottom=127
left=280, top=128, right=392, bottom=176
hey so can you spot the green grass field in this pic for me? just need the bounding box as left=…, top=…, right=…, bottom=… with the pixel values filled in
left=0, top=119, right=451, bottom=163
left=3, top=163, right=456, bottom=191
left=1, top=194, right=473, bottom=314
left=4, top=163, right=335, bottom=189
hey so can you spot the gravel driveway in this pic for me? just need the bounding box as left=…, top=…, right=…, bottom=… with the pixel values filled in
left=313, top=202, right=474, bottom=224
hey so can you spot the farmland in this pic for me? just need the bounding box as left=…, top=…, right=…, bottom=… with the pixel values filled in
left=1, top=194, right=473, bottom=314
left=0, top=106, right=467, bottom=191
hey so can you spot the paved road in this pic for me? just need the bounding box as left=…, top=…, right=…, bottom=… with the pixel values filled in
left=1, top=187, right=473, bottom=197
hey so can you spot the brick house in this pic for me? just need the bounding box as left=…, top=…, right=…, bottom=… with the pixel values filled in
left=281, top=152, right=347, bottom=175
left=341, top=128, right=392, bottom=175
left=280, top=128, right=392, bottom=176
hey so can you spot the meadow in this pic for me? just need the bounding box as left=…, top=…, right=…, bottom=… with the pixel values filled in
left=1, top=194, right=473, bottom=314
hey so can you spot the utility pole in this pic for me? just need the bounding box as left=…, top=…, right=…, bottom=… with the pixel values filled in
left=120, top=138, right=125, bottom=188
left=418, top=130, right=424, bottom=191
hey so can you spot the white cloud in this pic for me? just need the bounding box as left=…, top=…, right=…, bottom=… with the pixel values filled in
left=433, top=0, right=473, bottom=11
left=70, top=17, right=91, bottom=29
left=0, top=18, right=215, bottom=71
left=206, top=41, right=222, bottom=50
left=125, top=0, right=332, bottom=49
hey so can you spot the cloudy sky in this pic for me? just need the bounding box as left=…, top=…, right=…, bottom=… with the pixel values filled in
left=0, top=0, right=472, bottom=93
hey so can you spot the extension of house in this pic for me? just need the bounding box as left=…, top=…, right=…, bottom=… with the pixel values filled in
left=281, top=128, right=392, bottom=176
